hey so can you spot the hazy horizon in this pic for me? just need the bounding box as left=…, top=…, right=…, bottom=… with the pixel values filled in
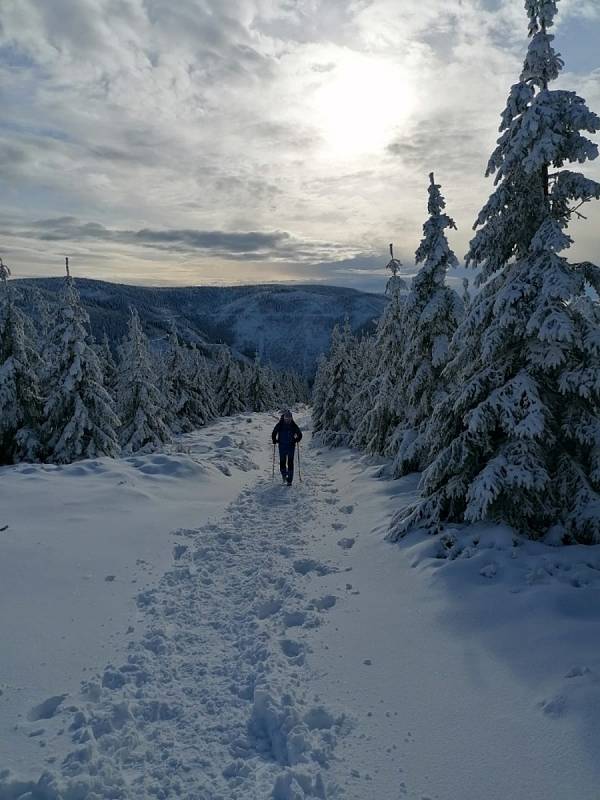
left=12, top=270, right=394, bottom=295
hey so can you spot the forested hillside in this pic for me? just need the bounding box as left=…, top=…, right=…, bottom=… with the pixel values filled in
left=11, top=279, right=386, bottom=377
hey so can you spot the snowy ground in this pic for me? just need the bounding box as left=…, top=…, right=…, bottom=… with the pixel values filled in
left=1, top=410, right=599, bottom=799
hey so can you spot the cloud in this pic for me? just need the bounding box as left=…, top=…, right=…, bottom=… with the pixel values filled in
left=1, top=0, right=599, bottom=287
left=1, top=215, right=363, bottom=266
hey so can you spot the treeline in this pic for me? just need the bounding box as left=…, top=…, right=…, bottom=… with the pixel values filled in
left=0, top=261, right=308, bottom=466
left=314, top=2, right=600, bottom=546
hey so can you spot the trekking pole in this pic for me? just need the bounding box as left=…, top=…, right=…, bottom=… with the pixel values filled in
left=272, top=443, right=276, bottom=481
left=297, top=442, right=302, bottom=483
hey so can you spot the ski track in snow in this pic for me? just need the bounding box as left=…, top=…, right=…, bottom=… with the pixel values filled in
left=1, top=429, right=348, bottom=799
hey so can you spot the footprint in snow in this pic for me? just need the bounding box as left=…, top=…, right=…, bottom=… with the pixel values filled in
left=337, top=537, right=355, bottom=549
left=293, top=558, right=334, bottom=576
left=538, top=694, right=567, bottom=717
left=339, top=504, right=354, bottom=514
left=280, top=639, right=305, bottom=660
left=310, top=595, right=337, bottom=611
left=255, top=598, right=283, bottom=620
left=303, top=706, right=337, bottom=731
left=28, top=694, right=68, bottom=722
left=214, top=435, right=234, bottom=448
left=283, top=610, right=307, bottom=628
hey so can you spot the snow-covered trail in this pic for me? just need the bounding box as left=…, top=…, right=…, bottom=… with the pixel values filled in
left=2, top=410, right=600, bottom=799
left=0, top=411, right=349, bottom=798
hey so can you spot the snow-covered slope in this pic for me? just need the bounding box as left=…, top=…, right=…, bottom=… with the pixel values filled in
left=13, top=279, right=386, bottom=376
left=1, top=412, right=599, bottom=799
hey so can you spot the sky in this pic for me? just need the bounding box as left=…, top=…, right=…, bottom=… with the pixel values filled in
left=1, top=0, right=600, bottom=293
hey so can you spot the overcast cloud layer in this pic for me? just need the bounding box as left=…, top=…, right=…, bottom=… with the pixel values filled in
left=1, top=0, right=599, bottom=291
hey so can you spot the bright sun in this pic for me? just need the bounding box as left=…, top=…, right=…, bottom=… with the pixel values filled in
left=312, top=53, right=416, bottom=159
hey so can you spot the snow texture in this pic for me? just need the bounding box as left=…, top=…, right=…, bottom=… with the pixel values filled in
left=1, top=412, right=599, bottom=799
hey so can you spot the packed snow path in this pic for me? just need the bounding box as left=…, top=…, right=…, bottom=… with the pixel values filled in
left=50, top=472, right=343, bottom=797
left=1, top=411, right=600, bottom=799
left=0, top=412, right=348, bottom=799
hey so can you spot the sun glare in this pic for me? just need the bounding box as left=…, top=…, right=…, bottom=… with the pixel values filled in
left=312, top=53, right=416, bottom=159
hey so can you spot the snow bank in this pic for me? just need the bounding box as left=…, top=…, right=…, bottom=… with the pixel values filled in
left=2, top=410, right=599, bottom=799
left=0, top=413, right=264, bottom=773
left=302, top=443, right=600, bottom=799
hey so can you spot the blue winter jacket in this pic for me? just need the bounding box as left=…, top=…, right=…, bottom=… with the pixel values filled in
left=272, top=418, right=303, bottom=453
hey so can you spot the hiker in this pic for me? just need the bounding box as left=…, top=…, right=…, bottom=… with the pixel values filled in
left=272, top=410, right=302, bottom=485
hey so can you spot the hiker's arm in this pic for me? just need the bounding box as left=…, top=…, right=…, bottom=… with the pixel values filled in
left=294, top=425, right=303, bottom=442
left=272, top=423, right=280, bottom=444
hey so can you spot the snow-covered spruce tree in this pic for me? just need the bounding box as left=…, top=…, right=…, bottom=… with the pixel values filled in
left=461, top=278, right=471, bottom=312
left=390, top=174, right=463, bottom=477
left=0, top=260, right=43, bottom=463
left=311, top=353, right=331, bottom=433
left=30, top=287, right=55, bottom=354
left=278, top=369, right=305, bottom=407
left=286, top=370, right=310, bottom=404
left=391, top=0, right=600, bottom=544
left=348, top=333, right=379, bottom=443
left=351, top=247, right=408, bottom=455
left=278, top=371, right=294, bottom=407
left=43, top=263, right=120, bottom=463
left=313, top=319, right=357, bottom=447
left=188, top=344, right=218, bottom=424
left=163, top=326, right=216, bottom=431
left=268, top=363, right=286, bottom=406
left=247, top=355, right=276, bottom=412
left=98, top=331, right=118, bottom=394
left=215, top=348, right=246, bottom=417
left=116, top=309, right=172, bottom=453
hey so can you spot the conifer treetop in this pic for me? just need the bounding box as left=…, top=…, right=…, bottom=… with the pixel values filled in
left=414, top=173, right=458, bottom=277
left=468, top=0, right=600, bottom=283
left=522, top=0, right=563, bottom=88
left=0, top=258, right=10, bottom=285
left=385, top=243, right=407, bottom=297
left=525, top=0, right=558, bottom=37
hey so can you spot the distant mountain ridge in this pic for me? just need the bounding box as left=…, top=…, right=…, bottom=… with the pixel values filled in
left=12, top=278, right=387, bottom=377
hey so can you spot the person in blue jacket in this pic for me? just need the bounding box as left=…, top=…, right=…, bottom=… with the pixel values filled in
left=272, top=410, right=303, bottom=485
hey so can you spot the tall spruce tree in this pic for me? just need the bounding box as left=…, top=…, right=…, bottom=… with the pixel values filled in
left=0, top=260, right=42, bottom=463
left=164, top=326, right=215, bottom=431
left=215, top=348, right=246, bottom=417
left=247, top=355, right=276, bottom=412
left=391, top=0, right=600, bottom=543
left=313, top=319, right=357, bottom=446
left=284, top=370, right=309, bottom=405
left=98, top=331, right=118, bottom=394
left=188, top=344, right=218, bottom=425
left=116, top=309, right=172, bottom=453
left=351, top=248, right=407, bottom=455
left=312, top=353, right=331, bottom=433
left=349, top=335, right=379, bottom=441
left=30, top=287, right=54, bottom=354
left=43, top=261, right=120, bottom=463
left=390, top=174, right=463, bottom=477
